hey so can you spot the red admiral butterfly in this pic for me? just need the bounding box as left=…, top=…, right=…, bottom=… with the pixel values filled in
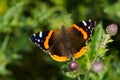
left=30, top=19, right=96, bottom=62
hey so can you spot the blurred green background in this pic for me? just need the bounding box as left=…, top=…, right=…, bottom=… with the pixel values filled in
left=0, top=0, right=120, bottom=80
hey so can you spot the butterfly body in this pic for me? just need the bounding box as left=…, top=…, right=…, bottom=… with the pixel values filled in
left=30, top=19, right=96, bottom=62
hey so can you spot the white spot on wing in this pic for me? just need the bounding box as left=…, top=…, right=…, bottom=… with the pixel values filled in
left=38, top=39, right=40, bottom=42
left=88, top=26, right=90, bottom=29
left=39, top=32, right=42, bottom=37
left=89, top=19, right=91, bottom=22
left=82, top=20, right=87, bottom=26
left=33, top=34, right=36, bottom=37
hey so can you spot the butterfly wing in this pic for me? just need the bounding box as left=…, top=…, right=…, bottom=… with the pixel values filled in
left=67, top=19, right=96, bottom=59
left=30, top=30, right=58, bottom=50
left=30, top=30, right=70, bottom=62
left=73, top=19, right=96, bottom=40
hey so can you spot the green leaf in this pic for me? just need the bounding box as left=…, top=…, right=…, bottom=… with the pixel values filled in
left=91, top=22, right=104, bottom=55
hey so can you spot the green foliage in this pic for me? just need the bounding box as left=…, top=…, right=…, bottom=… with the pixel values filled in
left=104, top=0, right=120, bottom=23
left=0, top=0, right=120, bottom=80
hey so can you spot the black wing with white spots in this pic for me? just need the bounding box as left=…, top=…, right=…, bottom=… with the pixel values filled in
left=76, top=19, right=96, bottom=40
left=30, top=31, right=50, bottom=50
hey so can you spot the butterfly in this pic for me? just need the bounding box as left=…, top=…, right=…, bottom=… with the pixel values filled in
left=30, top=19, right=96, bottom=62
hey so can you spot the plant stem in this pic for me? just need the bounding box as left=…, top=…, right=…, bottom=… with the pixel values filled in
left=84, top=55, right=98, bottom=80
left=77, top=75, right=81, bottom=80
left=1, top=34, right=10, bottom=52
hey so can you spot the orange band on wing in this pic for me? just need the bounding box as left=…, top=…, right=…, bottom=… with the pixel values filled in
left=73, top=24, right=88, bottom=39
left=44, top=30, right=53, bottom=49
left=73, top=46, right=87, bottom=59
left=50, top=54, right=69, bottom=62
